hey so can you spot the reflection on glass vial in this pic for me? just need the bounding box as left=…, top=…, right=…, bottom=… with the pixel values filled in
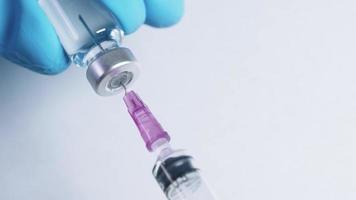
left=39, top=0, right=139, bottom=96
left=153, top=152, right=216, bottom=200
left=39, top=0, right=122, bottom=66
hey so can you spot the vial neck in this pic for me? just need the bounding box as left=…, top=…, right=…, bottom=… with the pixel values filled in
left=73, top=40, right=120, bottom=67
left=72, top=28, right=124, bottom=68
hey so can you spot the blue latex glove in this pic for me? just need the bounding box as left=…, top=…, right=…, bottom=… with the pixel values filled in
left=0, top=0, right=184, bottom=75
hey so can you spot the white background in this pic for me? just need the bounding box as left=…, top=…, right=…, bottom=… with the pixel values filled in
left=1, top=0, right=356, bottom=199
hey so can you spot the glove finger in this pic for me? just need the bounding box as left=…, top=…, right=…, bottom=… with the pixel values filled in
left=101, top=0, right=146, bottom=34
left=0, top=0, right=69, bottom=75
left=0, top=1, right=12, bottom=46
left=144, top=0, right=184, bottom=28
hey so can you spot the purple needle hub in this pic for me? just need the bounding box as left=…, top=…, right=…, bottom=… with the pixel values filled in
left=123, top=91, right=171, bottom=152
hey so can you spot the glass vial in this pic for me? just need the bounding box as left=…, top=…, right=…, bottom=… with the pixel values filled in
left=39, top=0, right=139, bottom=96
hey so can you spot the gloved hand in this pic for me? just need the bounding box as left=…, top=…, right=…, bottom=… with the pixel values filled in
left=0, top=0, right=184, bottom=75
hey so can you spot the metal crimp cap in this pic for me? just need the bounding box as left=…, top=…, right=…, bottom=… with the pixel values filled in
left=86, top=47, right=139, bottom=96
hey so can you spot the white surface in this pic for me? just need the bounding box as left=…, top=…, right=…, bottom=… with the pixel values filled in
left=1, top=0, right=356, bottom=199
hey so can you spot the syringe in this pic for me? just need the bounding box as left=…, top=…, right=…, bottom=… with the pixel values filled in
left=123, top=91, right=217, bottom=200
left=39, top=1, right=216, bottom=198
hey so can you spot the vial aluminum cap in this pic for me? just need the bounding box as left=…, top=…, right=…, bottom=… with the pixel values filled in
left=86, top=47, right=139, bottom=96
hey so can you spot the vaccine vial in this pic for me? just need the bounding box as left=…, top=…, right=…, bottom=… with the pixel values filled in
left=39, top=0, right=139, bottom=96
left=152, top=142, right=217, bottom=200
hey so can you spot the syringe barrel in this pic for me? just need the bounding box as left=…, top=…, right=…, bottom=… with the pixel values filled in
left=153, top=150, right=217, bottom=200
left=122, top=90, right=217, bottom=199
